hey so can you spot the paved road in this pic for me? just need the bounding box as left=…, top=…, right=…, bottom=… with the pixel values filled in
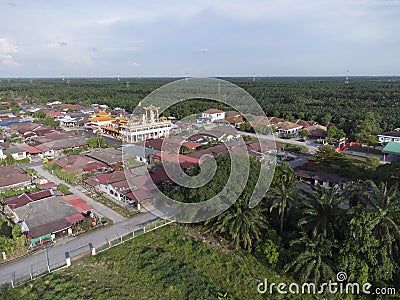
left=0, top=211, right=161, bottom=286
left=18, top=160, right=43, bottom=169
left=245, top=133, right=320, bottom=155
left=31, top=166, right=127, bottom=224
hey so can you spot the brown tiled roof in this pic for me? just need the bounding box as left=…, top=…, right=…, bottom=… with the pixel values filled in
left=277, top=121, right=302, bottom=131
left=294, top=119, right=312, bottom=127
left=0, top=170, right=31, bottom=189
left=306, top=124, right=327, bottom=137
left=203, top=109, right=224, bottom=114
left=29, top=218, right=71, bottom=239
left=295, top=170, right=351, bottom=184
left=36, top=137, right=87, bottom=151
left=86, top=147, right=122, bottom=165
left=225, top=111, right=242, bottom=118
left=55, top=154, right=107, bottom=172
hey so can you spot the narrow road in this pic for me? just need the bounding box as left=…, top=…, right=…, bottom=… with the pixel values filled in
left=31, top=166, right=127, bottom=224
left=245, top=133, right=320, bottom=155
left=0, top=211, right=161, bottom=286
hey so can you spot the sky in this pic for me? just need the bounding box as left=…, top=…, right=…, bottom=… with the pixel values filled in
left=0, top=0, right=400, bottom=77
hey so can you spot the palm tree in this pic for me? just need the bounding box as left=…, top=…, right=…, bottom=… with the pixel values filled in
left=207, top=198, right=268, bottom=251
left=361, top=181, right=400, bottom=254
left=285, top=233, right=336, bottom=285
left=298, top=184, right=343, bottom=239
left=269, top=163, right=299, bottom=233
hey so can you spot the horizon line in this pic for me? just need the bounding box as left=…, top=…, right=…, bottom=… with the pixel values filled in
left=1, top=74, right=399, bottom=79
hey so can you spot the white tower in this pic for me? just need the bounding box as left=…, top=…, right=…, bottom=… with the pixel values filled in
left=345, top=70, right=350, bottom=84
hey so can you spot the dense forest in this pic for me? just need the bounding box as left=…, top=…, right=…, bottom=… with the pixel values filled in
left=1, top=76, right=400, bottom=134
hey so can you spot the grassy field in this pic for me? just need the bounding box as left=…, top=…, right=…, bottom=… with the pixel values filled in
left=0, top=225, right=313, bottom=300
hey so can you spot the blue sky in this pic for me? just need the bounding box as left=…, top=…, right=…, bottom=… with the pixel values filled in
left=1, top=0, right=400, bottom=77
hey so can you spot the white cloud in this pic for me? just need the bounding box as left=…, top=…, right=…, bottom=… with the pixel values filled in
left=0, top=54, right=19, bottom=66
left=0, top=37, right=19, bottom=67
left=0, top=37, right=18, bottom=53
left=132, top=62, right=140, bottom=67
left=196, top=48, right=209, bottom=53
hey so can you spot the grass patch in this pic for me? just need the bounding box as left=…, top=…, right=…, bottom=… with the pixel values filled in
left=95, top=195, right=140, bottom=219
left=0, top=225, right=312, bottom=300
left=123, top=158, right=145, bottom=168
left=347, top=146, right=382, bottom=155
left=280, top=142, right=309, bottom=154
left=342, top=153, right=368, bottom=163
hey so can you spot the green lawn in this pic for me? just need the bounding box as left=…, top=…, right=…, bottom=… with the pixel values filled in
left=0, top=225, right=312, bottom=300
left=95, top=195, right=140, bottom=219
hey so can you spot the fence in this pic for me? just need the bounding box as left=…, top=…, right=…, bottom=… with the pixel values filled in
left=0, top=218, right=174, bottom=292
left=95, top=218, right=174, bottom=254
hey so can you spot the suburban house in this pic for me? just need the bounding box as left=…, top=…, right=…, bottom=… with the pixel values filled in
left=378, top=129, right=400, bottom=144
left=85, top=169, right=155, bottom=208
left=61, top=104, right=85, bottom=112
left=11, top=195, right=86, bottom=247
left=182, top=141, right=203, bottom=150
left=35, top=136, right=87, bottom=158
left=276, top=121, right=303, bottom=137
left=306, top=124, right=327, bottom=140
left=201, top=109, right=226, bottom=122
left=295, top=170, right=351, bottom=189
left=86, top=147, right=125, bottom=169
left=201, top=127, right=241, bottom=142
left=294, top=119, right=313, bottom=128
left=3, top=190, right=55, bottom=211
left=0, top=166, right=33, bottom=192
left=54, top=154, right=108, bottom=173
left=45, top=110, right=65, bottom=119
left=59, top=115, right=78, bottom=127
left=23, top=145, right=43, bottom=158
left=150, top=152, right=200, bottom=169
left=2, top=146, right=28, bottom=161
left=224, top=111, right=245, bottom=128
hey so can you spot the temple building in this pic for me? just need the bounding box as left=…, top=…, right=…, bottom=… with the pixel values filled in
left=85, top=111, right=116, bottom=132
left=119, top=105, right=172, bottom=143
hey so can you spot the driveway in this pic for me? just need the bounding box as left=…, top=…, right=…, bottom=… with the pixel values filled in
left=31, top=166, right=126, bottom=224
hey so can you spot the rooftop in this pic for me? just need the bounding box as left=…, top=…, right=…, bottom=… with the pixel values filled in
left=203, top=109, right=224, bottom=114
left=86, top=147, right=123, bottom=165
left=13, top=196, right=79, bottom=236
left=379, top=130, right=400, bottom=138
left=383, top=141, right=400, bottom=155
left=55, top=154, right=107, bottom=172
